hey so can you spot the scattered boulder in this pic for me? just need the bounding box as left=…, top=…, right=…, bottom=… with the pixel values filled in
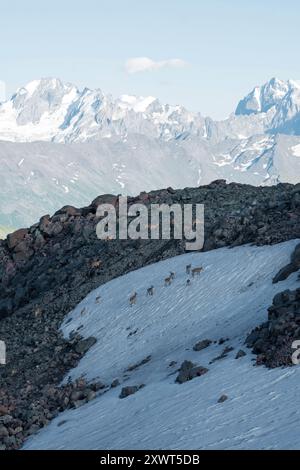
left=210, top=346, right=234, bottom=364
left=218, top=337, right=229, bottom=345
left=235, top=350, right=246, bottom=359
left=74, top=337, right=97, bottom=355
left=175, top=360, right=208, bottom=384
left=111, top=379, right=120, bottom=388
left=6, top=229, right=28, bottom=250
left=119, top=385, right=144, bottom=399
left=218, top=394, right=228, bottom=403
left=193, top=339, right=212, bottom=351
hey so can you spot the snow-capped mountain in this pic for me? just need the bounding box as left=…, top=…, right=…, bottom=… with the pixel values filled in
left=1, top=77, right=300, bottom=232
left=23, top=241, right=300, bottom=450
left=235, top=77, right=300, bottom=135
left=0, top=78, right=206, bottom=143
left=236, top=77, right=290, bottom=115
left=1, top=77, right=300, bottom=144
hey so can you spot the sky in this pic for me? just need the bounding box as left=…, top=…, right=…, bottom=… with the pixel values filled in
left=1, top=0, right=300, bottom=119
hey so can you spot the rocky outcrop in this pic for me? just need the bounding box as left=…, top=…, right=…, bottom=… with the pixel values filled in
left=247, top=243, right=300, bottom=367
left=246, top=287, right=300, bottom=367
left=0, top=378, right=105, bottom=450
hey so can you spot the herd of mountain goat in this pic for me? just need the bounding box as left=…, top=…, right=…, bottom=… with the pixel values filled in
left=129, top=264, right=204, bottom=306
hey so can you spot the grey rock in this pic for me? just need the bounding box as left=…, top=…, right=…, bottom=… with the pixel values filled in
left=193, top=339, right=212, bottom=351
left=74, top=337, right=97, bottom=355
left=119, top=385, right=144, bottom=399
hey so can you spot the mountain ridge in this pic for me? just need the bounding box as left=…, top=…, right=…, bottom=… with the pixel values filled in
left=1, top=77, right=300, bottom=232
left=1, top=76, right=300, bottom=144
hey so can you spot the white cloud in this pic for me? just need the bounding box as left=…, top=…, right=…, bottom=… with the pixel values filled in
left=125, top=57, right=187, bottom=74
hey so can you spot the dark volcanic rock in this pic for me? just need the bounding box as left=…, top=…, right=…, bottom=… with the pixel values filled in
left=246, top=285, right=300, bottom=367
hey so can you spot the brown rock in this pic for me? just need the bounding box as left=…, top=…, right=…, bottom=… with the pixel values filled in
left=7, top=228, right=28, bottom=250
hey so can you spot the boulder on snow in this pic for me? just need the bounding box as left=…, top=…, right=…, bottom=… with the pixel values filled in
left=193, top=339, right=212, bottom=351
left=218, top=394, right=228, bottom=403
left=175, top=360, right=208, bottom=384
left=119, top=385, right=144, bottom=399
left=74, top=337, right=97, bottom=355
left=235, top=349, right=246, bottom=359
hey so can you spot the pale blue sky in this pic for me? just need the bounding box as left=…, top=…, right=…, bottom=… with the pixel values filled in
left=1, top=0, right=300, bottom=118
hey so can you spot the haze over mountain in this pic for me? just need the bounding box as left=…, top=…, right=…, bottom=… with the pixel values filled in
left=1, top=77, right=300, bottom=231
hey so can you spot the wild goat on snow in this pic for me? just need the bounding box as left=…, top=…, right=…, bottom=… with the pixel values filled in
left=129, top=292, right=137, bottom=306
left=186, top=264, right=191, bottom=275
left=164, top=275, right=172, bottom=286
left=147, top=286, right=154, bottom=296
left=191, top=266, right=204, bottom=277
left=170, top=271, right=175, bottom=280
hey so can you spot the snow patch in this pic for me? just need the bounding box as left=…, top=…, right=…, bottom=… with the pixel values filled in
left=23, top=240, right=300, bottom=450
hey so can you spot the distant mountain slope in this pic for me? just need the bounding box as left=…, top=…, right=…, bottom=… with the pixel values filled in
left=0, top=77, right=206, bottom=143
left=1, top=77, right=300, bottom=229
left=23, top=241, right=300, bottom=450
left=1, top=133, right=300, bottom=229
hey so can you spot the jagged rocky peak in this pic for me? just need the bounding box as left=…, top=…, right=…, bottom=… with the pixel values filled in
left=235, top=78, right=290, bottom=115
left=1, top=76, right=300, bottom=143
left=9, top=78, right=80, bottom=126
left=235, top=77, right=300, bottom=117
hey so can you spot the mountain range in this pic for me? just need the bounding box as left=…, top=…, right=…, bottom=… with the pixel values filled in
left=1, top=77, right=300, bottom=230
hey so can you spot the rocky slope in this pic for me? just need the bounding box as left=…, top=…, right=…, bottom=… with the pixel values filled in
left=0, top=180, right=300, bottom=449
